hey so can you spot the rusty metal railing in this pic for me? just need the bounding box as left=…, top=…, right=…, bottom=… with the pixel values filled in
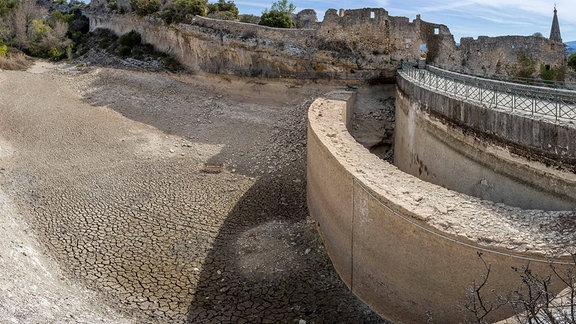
left=399, top=63, right=576, bottom=123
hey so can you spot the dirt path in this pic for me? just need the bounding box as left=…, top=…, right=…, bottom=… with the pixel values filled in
left=0, top=62, right=386, bottom=323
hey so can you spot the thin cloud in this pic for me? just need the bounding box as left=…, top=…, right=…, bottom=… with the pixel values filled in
left=232, top=0, right=576, bottom=40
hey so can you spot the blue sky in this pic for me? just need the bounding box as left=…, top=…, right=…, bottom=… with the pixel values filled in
left=234, top=0, right=576, bottom=42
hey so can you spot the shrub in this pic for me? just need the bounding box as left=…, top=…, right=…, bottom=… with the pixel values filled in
left=540, top=64, right=555, bottom=82
left=207, top=0, right=238, bottom=20
left=107, top=0, right=118, bottom=11
left=0, top=44, right=7, bottom=57
left=259, top=0, right=295, bottom=28
left=118, top=31, right=141, bottom=57
left=568, top=53, right=576, bottom=71
left=0, top=50, right=31, bottom=70
left=259, top=10, right=292, bottom=28
left=131, top=0, right=160, bottom=16
left=0, top=0, right=16, bottom=15
left=48, top=47, right=62, bottom=60
left=119, top=30, right=142, bottom=48
left=119, top=44, right=132, bottom=57
left=160, top=0, right=208, bottom=24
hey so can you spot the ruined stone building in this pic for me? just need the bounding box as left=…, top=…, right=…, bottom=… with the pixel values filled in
left=88, top=5, right=568, bottom=82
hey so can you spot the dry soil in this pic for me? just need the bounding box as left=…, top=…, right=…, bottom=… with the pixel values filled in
left=0, top=61, right=387, bottom=323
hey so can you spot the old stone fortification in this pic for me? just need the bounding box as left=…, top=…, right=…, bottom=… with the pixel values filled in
left=307, top=91, right=576, bottom=323
left=88, top=8, right=565, bottom=80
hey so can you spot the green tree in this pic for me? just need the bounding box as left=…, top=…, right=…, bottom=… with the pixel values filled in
left=258, top=0, right=295, bottom=28
left=259, top=10, right=292, bottom=28
left=207, top=0, right=238, bottom=20
left=568, top=53, right=576, bottom=71
left=160, top=0, right=208, bottom=24
left=270, top=0, right=294, bottom=14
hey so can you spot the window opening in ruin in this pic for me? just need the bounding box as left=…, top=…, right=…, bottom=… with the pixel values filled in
left=545, top=64, right=551, bottom=71
left=434, top=27, right=440, bottom=35
left=511, top=44, right=516, bottom=49
left=370, top=11, right=375, bottom=19
left=420, top=44, right=427, bottom=52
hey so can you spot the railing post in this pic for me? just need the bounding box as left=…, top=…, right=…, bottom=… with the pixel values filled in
left=555, top=95, right=559, bottom=122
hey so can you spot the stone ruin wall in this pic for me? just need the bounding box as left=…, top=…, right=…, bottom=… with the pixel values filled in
left=88, top=8, right=566, bottom=80
left=451, top=36, right=566, bottom=78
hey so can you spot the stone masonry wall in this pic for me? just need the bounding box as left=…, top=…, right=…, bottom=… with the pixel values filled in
left=451, top=36, right=566, bottom=78
left=88, top=8, right=566, bottom=80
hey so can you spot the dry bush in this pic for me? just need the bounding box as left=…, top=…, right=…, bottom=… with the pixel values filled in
left=0, top=51, right=31, bottom=70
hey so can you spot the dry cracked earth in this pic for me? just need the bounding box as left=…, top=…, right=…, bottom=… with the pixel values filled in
left=0, top=62, right=388, bottom=323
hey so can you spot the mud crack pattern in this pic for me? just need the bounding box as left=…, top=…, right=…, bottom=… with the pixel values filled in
left=0, top=64, right=387, bottom=323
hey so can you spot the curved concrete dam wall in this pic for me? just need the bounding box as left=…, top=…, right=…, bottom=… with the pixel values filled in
left=395, top=73, right=576, bottom=211
left=307, top=92, right=576, bottom=323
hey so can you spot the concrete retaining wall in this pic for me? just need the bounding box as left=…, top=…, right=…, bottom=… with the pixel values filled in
left=395, top=74, right=576, bottom=210
left=307, top=93, right=574, bottom=323
left=397, top=73, right=576, bottom=160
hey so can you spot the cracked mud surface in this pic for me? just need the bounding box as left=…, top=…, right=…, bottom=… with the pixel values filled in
left=0, top=62, right=386, bottom=323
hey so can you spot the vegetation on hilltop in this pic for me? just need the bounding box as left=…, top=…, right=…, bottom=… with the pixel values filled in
left=129, top=0, right=239, bottom=24
left=259, top=0, right=295, bottom=28
left=207, top=0, right=238, bottom=20
left=569, top=53, right=576, bottom=71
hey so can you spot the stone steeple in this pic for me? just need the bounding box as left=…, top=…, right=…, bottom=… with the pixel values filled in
left=549, top=5, right=562, bottom=43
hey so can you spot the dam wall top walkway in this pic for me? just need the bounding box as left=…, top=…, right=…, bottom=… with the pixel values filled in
left=397, top=64, right=576, bottom=163
left=400, top=64, right=576, bottom=124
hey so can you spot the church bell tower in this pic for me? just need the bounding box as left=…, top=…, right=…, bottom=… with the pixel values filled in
left=549, top=5, right=562, bottom=43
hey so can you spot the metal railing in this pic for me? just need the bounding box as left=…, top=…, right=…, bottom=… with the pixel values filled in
left=399, top=64, right=576, bottom=123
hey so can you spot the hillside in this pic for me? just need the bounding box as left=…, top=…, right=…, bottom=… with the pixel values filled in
left=567, top=40, right=576, bottom=54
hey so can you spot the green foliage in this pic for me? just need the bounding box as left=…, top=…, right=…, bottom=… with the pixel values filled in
left=48, top=46, right=62, bottom=60
left=118, top=30, right=142, bottom=56
left=568, top=53, right=576, bottom=71
left=160, top=0, right=208, bottom=24
left=48, top=10, right=73, bottom=26
left=540, top=64, right=555, bottom=84
left=107, top=0, right=118, bottom=11
left=0, top=0, right=17, bottom=15
left=31, top=19, right=51, bottom=39
left=0, top=44, right=8, bottom=57
left=119, top=44, right=132, bottom=57
left=207, top=0, right=238, bottom=20
left=119, top=30, right=142, bottom=48
left=259, top=9, right=292, bottom=28
left=131, top=0, right=160, bottom=16
left=259, top=0, right=294, bottom=28
left=270, top=0, right=295, bottom=14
